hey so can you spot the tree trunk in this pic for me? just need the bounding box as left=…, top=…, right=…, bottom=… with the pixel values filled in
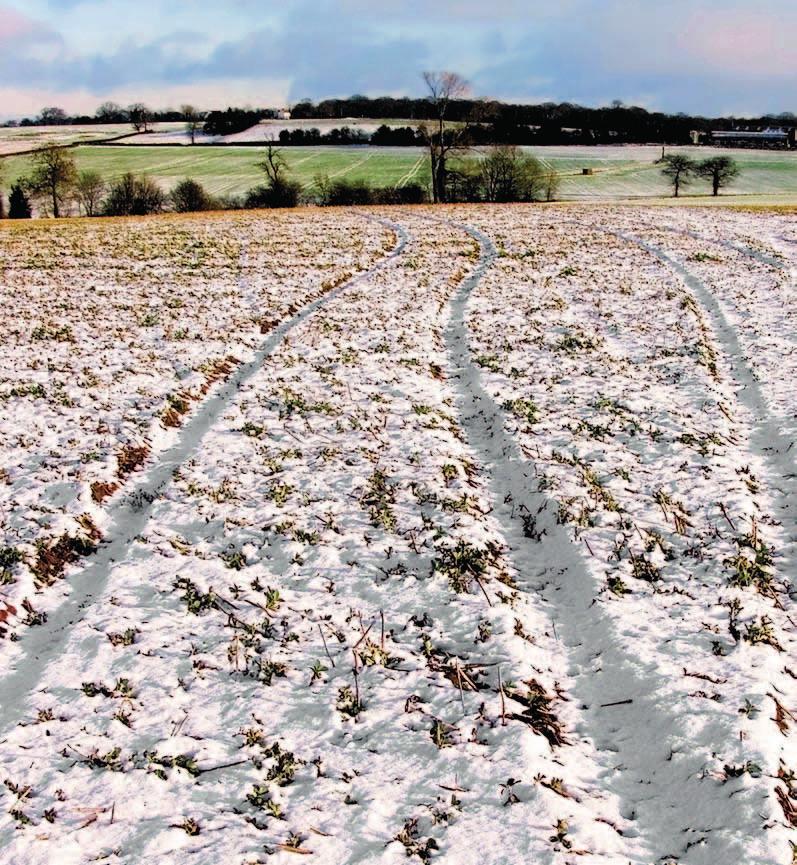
left=437, top=154, right=447, bottom=204
left=52, top=185, right=59, bottom=218
left=429, top=143, right=439, bottom=203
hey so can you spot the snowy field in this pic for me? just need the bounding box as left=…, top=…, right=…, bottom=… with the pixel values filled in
left=125, top=118, right=413, bottom=146
left=0, top=124, right=184, bottom=156
left=0, top=205, right=794, bottom=865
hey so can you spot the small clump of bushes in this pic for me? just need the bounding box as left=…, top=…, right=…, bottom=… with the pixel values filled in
left=103, top=173, right=165, bottom=216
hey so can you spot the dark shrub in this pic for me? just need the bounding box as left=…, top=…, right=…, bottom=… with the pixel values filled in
left=316, top=177, right=374, bottom=206
left=170, top=178, right=213, bottom=212
left=315, top=177, right=428, bottom=207
left=372, top=183, right=428, bottom=205
left=244, top=178, right=301, bottom=209
left=104, top=173, right=164, bottom=216
left=214, top=193, right=244, bottom=210
left=8, top=183, right=32, bottom=219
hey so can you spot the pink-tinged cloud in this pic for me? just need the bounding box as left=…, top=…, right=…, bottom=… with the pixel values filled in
left=0, top=79, right=290, bottom=120
left=691, top=11, right=797, bottom=73
left=0, top=6, right=40, bottom=41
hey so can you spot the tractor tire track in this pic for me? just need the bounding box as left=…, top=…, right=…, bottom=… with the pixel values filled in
left=616, top=227, right=797, bottom=567
left=574, top=217, right=797, bottom=859
left=0, top=216, right=408, bottom=741
left=442, top=216, right=782, bottom=865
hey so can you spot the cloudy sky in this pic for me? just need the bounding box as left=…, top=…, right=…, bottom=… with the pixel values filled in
left=2, top=0, right=795, bottom=119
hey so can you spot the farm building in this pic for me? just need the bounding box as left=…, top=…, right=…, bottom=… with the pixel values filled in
left=707, top=127, right=796, bottom=149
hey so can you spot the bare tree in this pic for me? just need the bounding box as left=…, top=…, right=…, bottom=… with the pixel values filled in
left=129, top=103, right=152, bottom=133
left=181, top=104, right=202, bottom=145
left=96, top=101, right=127, bottom=123
left=660, top=153, right=695, bottom=198
left=479, top=146, right=545, bottom=202
left=247, top=143, right=300, bottom=208
left=697, top=156, right=740, bottom=196
left=39, top=107, right=68, bottom=125
left=258, top=143, right=287, bottom=185
left=544, top=168, right=560, bottom=202
left=75, top=170, right=106, bottom=216
left=29, top=145, right=77, bottom=217
left=419, top=71, right=470, bottom=203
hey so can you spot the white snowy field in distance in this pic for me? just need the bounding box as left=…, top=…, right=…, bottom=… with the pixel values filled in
left=125, top=117, right=420, bottom=145
left=0, top=123, right=185, bottom=156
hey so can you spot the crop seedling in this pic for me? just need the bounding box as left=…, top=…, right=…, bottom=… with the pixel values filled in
left=81, top=747, right=124, bottom=772
left=81, top=678, right=134, bottom=698
left=264, top=742, right=303, bottom=786
left=743, top=616, right=783, bottom=651
left=175, top=577, right=218, bottom=615
left=222, top=549, right=247, bottom=570
left=247, top=784, right=274, bottom=809
left=267, top=482, right=293, bottom=507
left=362, top=469, right=397, bottom=532
left=107, top=628, right=138, bottom=647
left=727, top=532, right=774, bottom=594
left=145, top=752, right=200, bottom=779
left=310, top=660, right=328, bottom=684
left=474, top=354, right=501, bottom=373
left=263, top=587, right=281, bottom=611
left=433, top=541, right=489, bottom=593
left=549, top=819, right=572, bottom=850
left=337, top=685, right=364, bottom=718
left=430, top=718, right=455, bottom=749
left=630, top=553, right=661, bottom=583
left=500, top=778, right=521, bottom=806
left=503, top=397, right=539, bottom=425
left=0, top=546, right=23, bottom=584
left=180, top=818, right=200, bottom=836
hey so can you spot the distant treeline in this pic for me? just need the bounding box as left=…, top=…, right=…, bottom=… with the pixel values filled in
left=290, top=96, right=797, bottom=145
left=203, top=108, right=274, bottom=136
left=7, top=94, right=797, bottom=147
left=6, top=105, right=275, bottom=129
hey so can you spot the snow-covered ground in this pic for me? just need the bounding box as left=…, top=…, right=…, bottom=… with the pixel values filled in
left=0, top=206, right=794, bottom=864
left=0, top=211, right=392, bottom=659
